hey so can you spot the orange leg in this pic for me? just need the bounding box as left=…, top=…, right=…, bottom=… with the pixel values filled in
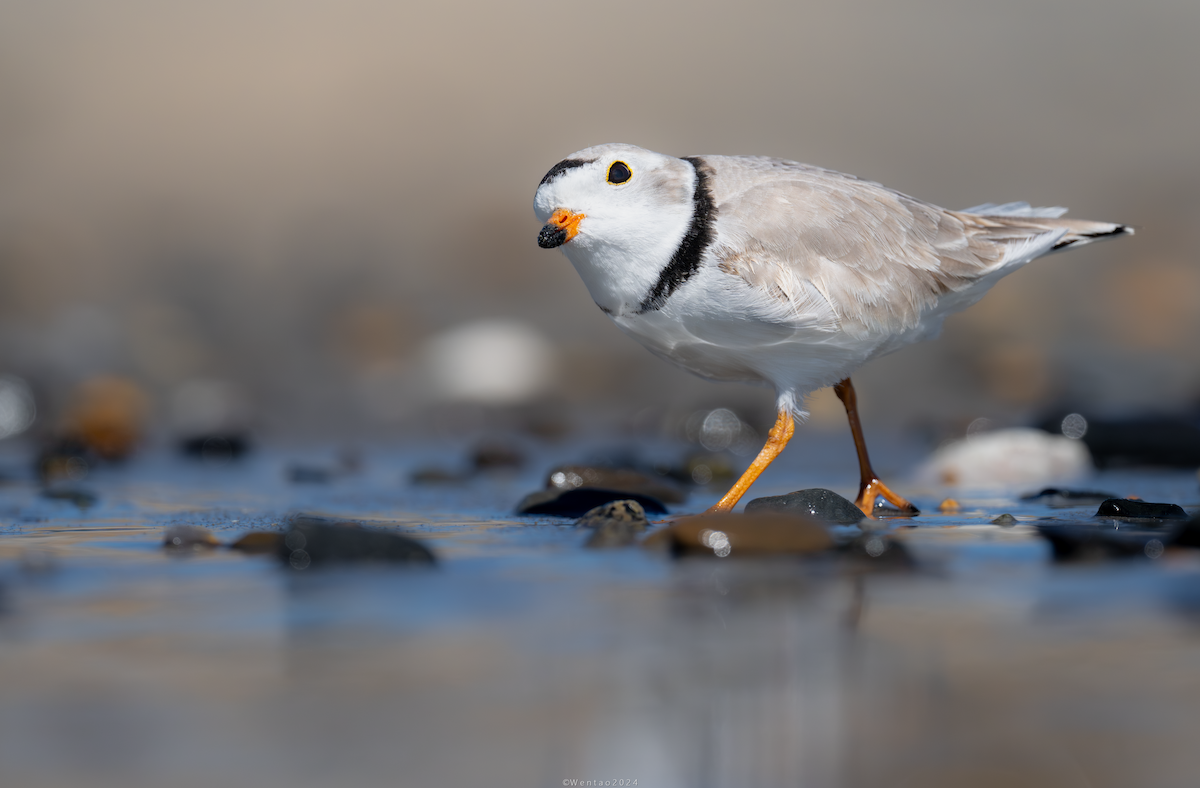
left=834, top=378, right=919, bottom=517
left=704, top=408, right=795, bottom=513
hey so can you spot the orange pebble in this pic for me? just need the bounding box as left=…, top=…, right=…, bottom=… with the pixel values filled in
left=937, top=498, right=961, bottom=513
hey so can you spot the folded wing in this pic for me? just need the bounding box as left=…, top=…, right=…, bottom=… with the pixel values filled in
left=704, top=156, right=1129, bottom=336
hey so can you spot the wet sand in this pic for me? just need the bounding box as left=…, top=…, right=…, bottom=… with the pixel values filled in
left=1, top=436, right=1198, bottom=787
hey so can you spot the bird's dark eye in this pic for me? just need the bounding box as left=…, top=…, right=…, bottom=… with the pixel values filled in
left=607, top=161, right=632, bottom=184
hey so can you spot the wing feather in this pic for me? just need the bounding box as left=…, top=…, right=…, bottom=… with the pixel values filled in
left=701, top=156, right=1066, bottom=335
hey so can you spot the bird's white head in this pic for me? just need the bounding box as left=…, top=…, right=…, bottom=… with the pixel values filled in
left=533, top=143, right=697, bottom=315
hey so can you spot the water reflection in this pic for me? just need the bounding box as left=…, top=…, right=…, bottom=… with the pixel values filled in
left=0, top=444, right=1197, bottom=786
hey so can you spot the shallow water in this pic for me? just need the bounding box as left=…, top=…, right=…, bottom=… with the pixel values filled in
left=1, top=434, right=1198, bottom=788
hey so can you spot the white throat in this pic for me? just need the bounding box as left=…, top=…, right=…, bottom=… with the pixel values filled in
left=560, top=206, right=693, bottom=315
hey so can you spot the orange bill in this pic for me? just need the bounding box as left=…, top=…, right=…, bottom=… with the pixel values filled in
left=537, top=208, right=585, bottom=249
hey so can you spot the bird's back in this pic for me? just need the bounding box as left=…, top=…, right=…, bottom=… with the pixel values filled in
left=698, top=155, right=1130, bottom=338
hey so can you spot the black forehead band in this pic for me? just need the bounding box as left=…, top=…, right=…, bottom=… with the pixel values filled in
left=539, top=158, right=595, bottom=186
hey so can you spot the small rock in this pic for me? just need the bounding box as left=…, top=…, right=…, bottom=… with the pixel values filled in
left=1037, top=521, right=1169, bottom=562
left=547, top=464, right=687, bottom=504
left=40, top=487, right=98, bottom=509
left=744, top=488, right=864, bottom=524
left=917, top=428, right=1091, bottom=488
left=1095, top=499, right=1187, bottom=520
left=59, top=376, right=149, bottom=461
left=642, top=512, right=832, bottom=557
left=991, top=513, right=1019, bottom=526
left=229, top=531, right=284, bottom=554
left=1020, top=487, right=1119, bottom=507
left=937, top=498, right=961, bottom=513
left=180, top=434, right=250, bottom=462
left=163, top=525, right=219, bottom=550
left=578, top=500, right=648, bottom=548
left=516, top=487, right=668, bottom=517
left=280, top=517, right=436, bottom=568
left=471, top=443, right=525, bottom=472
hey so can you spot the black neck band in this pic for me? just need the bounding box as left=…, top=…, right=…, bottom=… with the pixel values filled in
left=637, top=157, right=716, bottom=313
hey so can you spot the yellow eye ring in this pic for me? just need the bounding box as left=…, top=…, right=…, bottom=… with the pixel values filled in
left=607, top=161, right=632, bottom=184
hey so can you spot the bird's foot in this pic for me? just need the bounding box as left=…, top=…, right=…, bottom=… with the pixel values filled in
left=856, top=478, right=919, bottom=518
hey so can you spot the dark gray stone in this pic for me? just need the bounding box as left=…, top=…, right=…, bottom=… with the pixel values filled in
left=516, top=487, right=668, bottom=518
left=991, top=513, right=1019, bottom=526
left=1095, top=499, right=1188, bottom=520
left=547, top=464, right=687, bottom=504
left=471, top=443, right=525, bottom=471
left=1020, top=487, right=1119, bottom=507
left=578, top=500, right=649, bottom=548
left=744, top=488, right=865, bottom=524
left=280, top=516, right=436, bottom=568
left=180, top=434, right=250, bottom=462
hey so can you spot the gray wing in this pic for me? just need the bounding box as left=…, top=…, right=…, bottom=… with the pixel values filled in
left=700, top=156, right=1097, bottom=334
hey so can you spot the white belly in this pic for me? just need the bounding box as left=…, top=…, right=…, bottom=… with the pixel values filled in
left=609, top=267, right=906, bottom=397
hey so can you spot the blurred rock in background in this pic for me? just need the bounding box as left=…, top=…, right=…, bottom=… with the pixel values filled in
left=0, top=0, right=1197, bottom=443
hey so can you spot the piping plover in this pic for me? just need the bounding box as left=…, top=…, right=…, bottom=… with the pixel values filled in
left=533, top=144, right=1131, bottom=515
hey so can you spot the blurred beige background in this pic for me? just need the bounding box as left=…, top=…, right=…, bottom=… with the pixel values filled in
left=0, top=0, right=1197, bottom=440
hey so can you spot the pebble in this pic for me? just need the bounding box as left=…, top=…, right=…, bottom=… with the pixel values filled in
left=642, top=512, right=832, bottom=557
left=163, top=525, right=219, bottom=550
left=991, top=513, right=1019, bottom=526
left=547, top=464, right=687, bottom=504
left=917, top=428, right=1091, bottom=488
left=279, top=517, right=436, bottom=568
left=471, top=444, right=526, bottom=472
left=59, top=376, right=148, bottom=462
left=229, top=531, right=284, bottom=554
left=937, top=498, right=961, bottom=513
left=180, top=434, right=250, bottom=462
left=577, top=500, right=649, bottom=548
left=1020, top=487, right=1119, bottom=507
left=516, top=487, right=668, bottom=517
left=1095, top=499, right=1188, bottom=520
left=743, top=488, right=864, bottom=524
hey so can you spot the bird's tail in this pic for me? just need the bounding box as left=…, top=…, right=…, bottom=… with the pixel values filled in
left=962, top=201, right=1133, bottom=252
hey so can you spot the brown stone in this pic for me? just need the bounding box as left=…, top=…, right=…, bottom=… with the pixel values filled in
left=229, top=531, right=285, bottom=554
left=163, top=525, right=219, bottom=550
left=644, top=512, right=832, bottom=557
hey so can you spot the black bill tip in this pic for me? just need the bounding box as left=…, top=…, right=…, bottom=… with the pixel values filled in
left=537, top=224, right=568, bottom=249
